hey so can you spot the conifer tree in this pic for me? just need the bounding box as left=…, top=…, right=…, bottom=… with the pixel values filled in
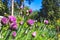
left=40, top=0, right=60, bottom=20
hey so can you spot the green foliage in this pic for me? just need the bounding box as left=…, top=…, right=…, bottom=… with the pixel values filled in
left=56, top=19, right=60, bottom=26
left=29, top=10, right=38, bottom=19
left=0, top=12, right=57, bottom=40
left=39, top=0, right=60, bottom=20
left=0, top=0, right=9, bottom=16
left=0, top=20, right=57, bottom=40
left=0, top=0, right=5, bottom=15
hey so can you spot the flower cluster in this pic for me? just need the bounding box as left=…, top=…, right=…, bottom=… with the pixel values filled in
left=26, top=9, right=32, bottom=13
left=26, top=9, right=32, bottom=16
left=44, top=20, right=49, bottom=24
left=1, top=16, right=17, bottom=37
left=10, top=22, right=17, bottom=30
left=20, top=21, right=24, bottom=25
left=8, top=16, right=16, bottom=23
left=8, top=16, right=17, bottom=30
left=12, top=31, right=16, bottom=37
left=27, top=19, right=35, bottom=26
left=8, top=16, right=17, bottom=37
left=32, top=31, right=36, bottom=37
left=29, top=9, right=32, bottom=13
left=1, top=17, right=9, bottom=25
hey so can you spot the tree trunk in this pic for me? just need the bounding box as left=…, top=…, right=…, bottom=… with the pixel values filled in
left=11, top=0, right=14, bottom=16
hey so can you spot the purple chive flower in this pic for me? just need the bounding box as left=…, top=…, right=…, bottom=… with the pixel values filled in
left=44, top=20, right=49, bottom=24
left=29, top=9, right=32, bottom=13
left=20, top=21, right=23, bottom=25
left=8, top=16, right=16, bottom=23
left=1, top=17, right=9, bottom=25
left=12, top=31, right=16, bottom=37
left=32, top=31, right=36, bottom=37
left=27, top=19, right=35, bottom=26
left=10, top=22, right=17, bottom=30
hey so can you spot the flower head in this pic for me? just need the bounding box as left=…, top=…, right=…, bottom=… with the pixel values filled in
left=44, top=20, right=49, bottom=24
left=1, top=17, right=9, bottom=25
left=27, top=19, right=35, bottom=26
left=26, top=10, right=29, bottom=13
left=20, top=5, right=23, bottom=9
left=12, top=31, right=16, bottom=37
left=8, top=16, right=16, bottom=23
left=20, top=21, right=23, bottom=25
left=32, top=31, right=36, bottom=37
left=10, top=22, right=17, bottom=30
left=29, top=9, right=32, bottom=13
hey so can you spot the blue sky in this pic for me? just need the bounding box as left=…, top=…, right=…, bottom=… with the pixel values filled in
left=25, top=0, right=42, bottom=10
left=2, top=0, right=42, bottom=11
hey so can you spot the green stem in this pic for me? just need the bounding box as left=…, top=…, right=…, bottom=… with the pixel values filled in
left=5, top=30, right=11, bottom=40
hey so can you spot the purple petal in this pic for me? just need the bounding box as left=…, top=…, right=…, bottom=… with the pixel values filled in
left=12, top=31, right=16, bottom=37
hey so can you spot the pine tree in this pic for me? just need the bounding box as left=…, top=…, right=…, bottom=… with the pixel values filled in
left=40, top=0, right=60, bottom=20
